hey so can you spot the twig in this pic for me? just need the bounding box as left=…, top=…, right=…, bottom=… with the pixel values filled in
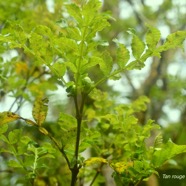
left=0, top=169, right=13, bottom=173
left=89, top=163, right=104, bottom=186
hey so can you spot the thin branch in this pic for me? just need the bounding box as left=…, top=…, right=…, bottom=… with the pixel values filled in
left=8, top=96, right=20, bottom=112
left=90, top=170, right=100, bottom=186
left=47, top=133, right=71, bottom=168
left=89, top=166, right=102, bottom=186
left=0, top=169, right=13, bottom=173
left=125, top=72, right=136, bottom=93
left=89, top=163, right=106, bottom=186
left=8, top=69, right=47, bottom=113
left=88, top=67, right=127, bottom=94
left=20, top=116, right=71, bottom=170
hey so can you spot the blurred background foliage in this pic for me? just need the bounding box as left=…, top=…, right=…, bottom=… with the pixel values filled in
left=0, top=0, right=186, bottom=186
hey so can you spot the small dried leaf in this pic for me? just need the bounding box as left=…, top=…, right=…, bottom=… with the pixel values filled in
left=39, top=127, right=49, bottom=135
left=23, top=118, right=37, bottom=126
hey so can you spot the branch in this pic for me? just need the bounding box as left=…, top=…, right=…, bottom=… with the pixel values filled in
left=0, top=169, right=13, bottom=173
left=125, top=72, right=136, bottom=93
left=47, top=133, right=71, bottom=168
left=89, top=164, right=104, bottom=186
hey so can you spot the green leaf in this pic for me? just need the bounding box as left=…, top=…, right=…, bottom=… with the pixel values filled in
left=33, top=25, right=54, bottom=39
left=99, top=50, right=113, bottom=76
left=7, top=23, right=27, bottom=47
left=66, top=62, right=77, bottom=73
left=66, top=27, right=82, bottom=41
left=8, top=159, right=23, bottom=168
left=88, top=14, right=110, bottom=38
left=82, top=56, right=100, bottom=71
left=66, top=3, right=82, bottom=24
left=58, top=113, right=76, bottom=132
left=116, top=43, right=130, bottom=69
left=27, top=25, right=55, bottom=65
left=17, top=136, right=33, bottom=155
left=32, top=97, right=49, bottom=126
left=145, top=25, right=161, bottom=49
left=141, top=120, right=160, bottom=139
left=158, top=31, right=186, bottom=52
left=0, top=135, right=9, bottom=144
left=131, top=35, right=145, bottom=59
left=58, top=113, right=77, bottom=147
left=152, top=139, right=186, bottom=168
left=55, top=37, right=79, bottom=55
left=0, top=112, right=20, bottom=125
left=80, top=128, right=101, bottom=152
left=42, top=142, right=56, bottom=154
left=82, top=0, right=102, bottom=25
left=0, top=124, right=8, bottom=134
left=50, top=62, right=66, bottom=78
left=29, top=32, right=46, bottom=57
left=8, top=129, right=22, bottom=144
left=131, top=96, right=150, bottom=112
left=153, top=134, right=163, bottom=149
left=61, top=127, right=77, bottom=148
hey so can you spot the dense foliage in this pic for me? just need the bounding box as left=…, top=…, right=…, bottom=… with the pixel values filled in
left=0, top=0, right=186, bottom=186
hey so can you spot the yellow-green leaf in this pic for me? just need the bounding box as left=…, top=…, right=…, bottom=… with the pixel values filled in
left=0, top=112, right=20, bottom=125
left=145, top=25, right=161, bottom=49
left=99, top=50, right=113, bottom=76
left=110, top=161, right=133, bottom=174
left=22, top=118, right=37, bottom=126
left=115, top=42, right=130, bottom=69
left=131, top=35, right=145, bottom=59
left=32, top=97, right=49, bottom=126
left=84, top=157, right=107, bottom=166
left=39, top=127, right=49, bottom=135
left=50, top=62, right=66, bottom=78
left=158, top=31, right=186, bottom=52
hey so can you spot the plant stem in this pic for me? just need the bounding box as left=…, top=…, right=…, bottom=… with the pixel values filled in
left=90, top=171, right=99, bottom=186
left=70, top=94, right=86, bottom=186
left=90, top=162, right=106, bottom=186
left=70, top=18, right=88, bottom=186
left=89, top=165, right=103, bottom=186
left=48, top=133, right=71, bottom=168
